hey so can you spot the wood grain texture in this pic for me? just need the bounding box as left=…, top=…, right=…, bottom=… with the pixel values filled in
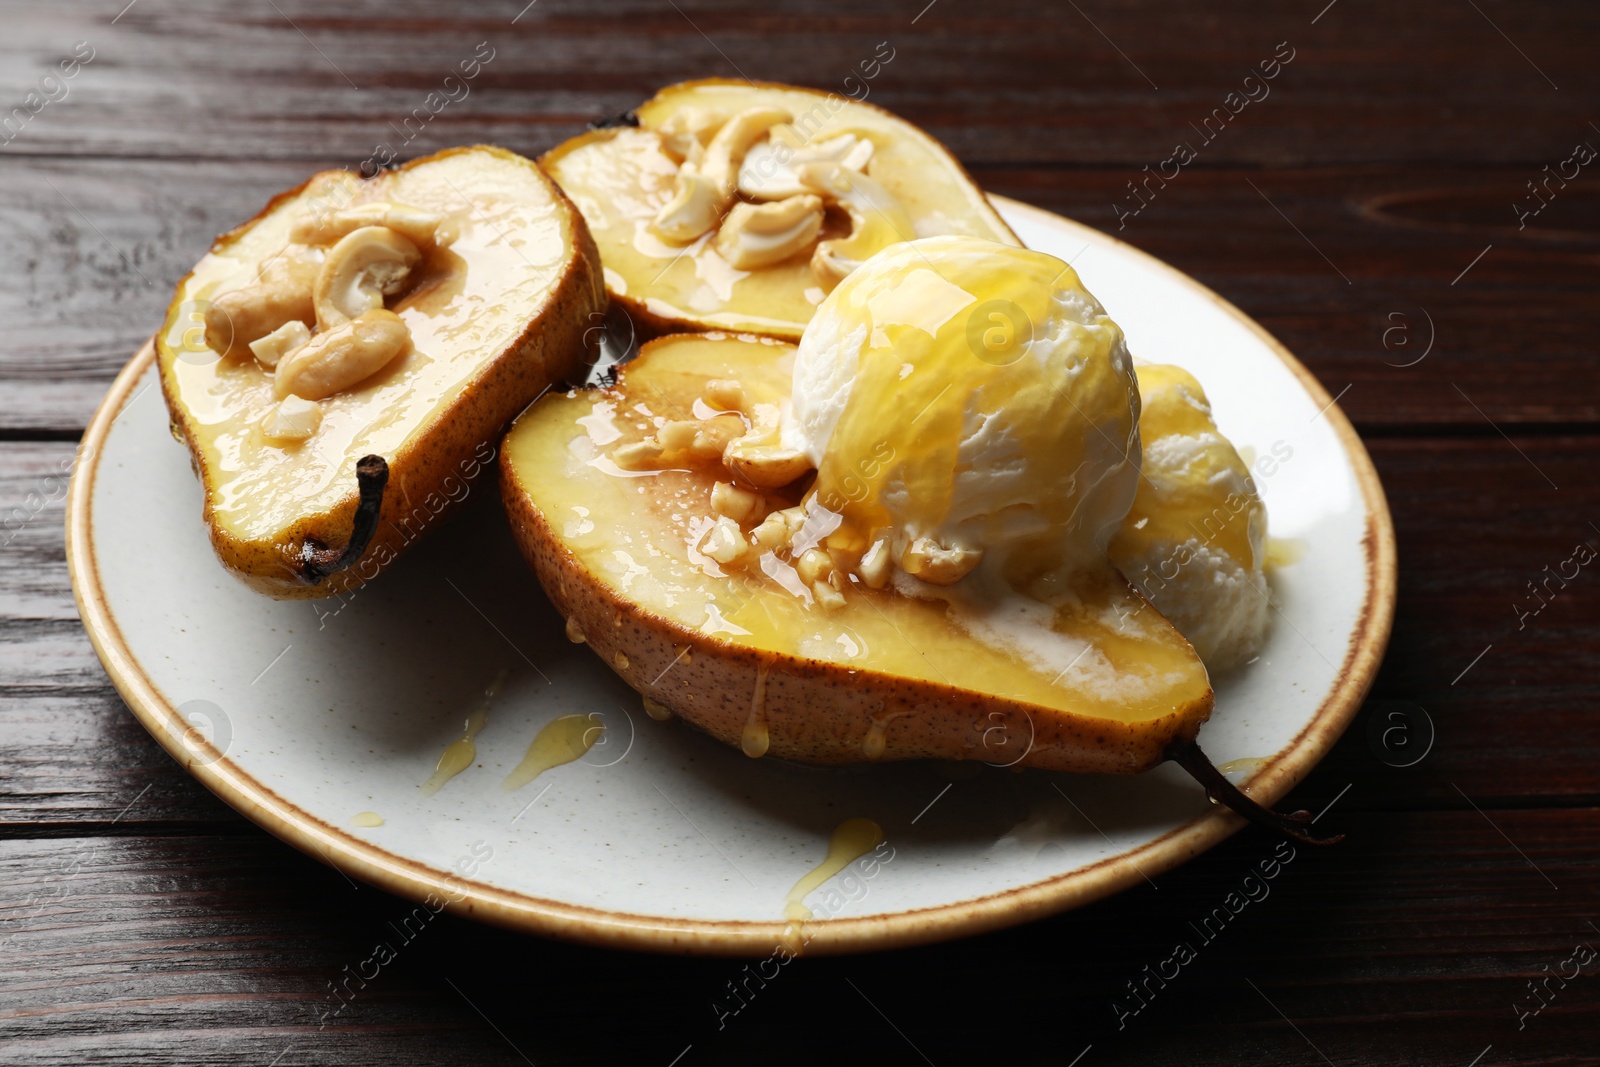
left=3, top=0, right=1598, bottom=1063
left=1, top=1, right=1597, bottom=165
left=1, top=811, right=1596, bottom=1066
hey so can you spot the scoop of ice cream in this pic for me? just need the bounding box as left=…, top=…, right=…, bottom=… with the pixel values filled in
left=785, top=236, right=1141, bottom=586
left=1109, top=363, right=1269, bottom=669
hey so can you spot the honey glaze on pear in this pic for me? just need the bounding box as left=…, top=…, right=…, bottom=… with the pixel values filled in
left=540, top=79, right=1020, bottom=340
left=501, top=332, right=1214, bottom=776
left=157, top=145, right=605, bottom=598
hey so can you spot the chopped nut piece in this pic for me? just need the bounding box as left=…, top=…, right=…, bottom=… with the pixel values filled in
left=655, top=107, right=728, bottom=163
left=702, top=379, right=746, bottom=412
left=811, top=580, right=847, bottom=611
left=274, top=308, right=411, bottom=401
left=710, top=480, right=764, bottom=524
left=702, top=516, right=749, bottom=566
left=691, top=413, right=745, bottom=459
left=714, top=195, right=824, bottom=270
left=612, top=438, right=663, bottom=469
left=658, top=419, right=699, bottom=452
left=776, top=506, right=808, bottom=534
left=248, top=319, right=311, bottom=370
left=750, top=513, right=793, bottom=552
left=858, top=534, right=893, bottom=589
left=901, top=536, right=984, bottom=586
left=313, top=225, right=421, bottom=328
left=260, top=395, right=322, bottom=442
left=795, top=547, right=833, bottom=586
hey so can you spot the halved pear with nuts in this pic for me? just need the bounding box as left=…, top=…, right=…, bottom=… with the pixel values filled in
left=501, top=332, right=1215, bottom=775
left=539, top=79, right=1020, bottom=341
left=158, top=145, right=605, bottom=598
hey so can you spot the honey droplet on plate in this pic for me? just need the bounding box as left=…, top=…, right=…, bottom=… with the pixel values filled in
left=643, top=696, right=672, bottom=721
left=419, top=667, right=507, bottom=796
left=780, top=817, right=884, bottom=954
left=351, top=811, right=384, bottom=828
left=503, top=713, right=604, bottom=791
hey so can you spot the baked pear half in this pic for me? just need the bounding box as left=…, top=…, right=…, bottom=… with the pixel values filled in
left=158, top=145, right=605, bottom=599
left=540, top=79, right=1019, bottom=341
left=502, top=332, right=1212, bottom=775
left=503, top=240, right=1338, bottom=845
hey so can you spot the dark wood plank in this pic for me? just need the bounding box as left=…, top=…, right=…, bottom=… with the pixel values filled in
left=0, top=441, right=246, bottom=830
left=2, top=441, right=87, bottom=621
left=3, top=435, right=1597, bottom=829
left=4, top=160, right=1598, bottom=433
left=982, top=165, right=1600, bottom=432
left=1, top=0, right=1597, bottom=166
left=2, top=808, right=1596, bottom=1065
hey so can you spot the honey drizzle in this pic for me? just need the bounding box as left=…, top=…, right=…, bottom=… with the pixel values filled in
left=503, top=714, right=603, bottom=791
left=780, top=818, right=884, bottom=953
left=741, top=662, right=771, bottom=758
left=419, top=668, right=508, bottom=796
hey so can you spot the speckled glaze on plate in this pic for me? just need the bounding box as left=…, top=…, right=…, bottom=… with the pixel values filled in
left=66, top=196, right=1395, bottom=956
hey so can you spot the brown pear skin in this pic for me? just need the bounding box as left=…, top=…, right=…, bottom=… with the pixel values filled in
left=504, top=476, right=1210, bottom=775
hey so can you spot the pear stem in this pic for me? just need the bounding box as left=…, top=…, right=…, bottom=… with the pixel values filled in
left=298, top=454, right=389, bottom=584
left=1166, top=738, right=1344, bottom=846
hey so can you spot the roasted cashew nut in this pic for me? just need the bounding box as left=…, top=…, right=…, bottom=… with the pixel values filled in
left=738, top=131, right=874, bottom=201
left=655, top=107, right=728, bottom=164
left=650, top=106, right=792, bottom=243
left=900, top=535, right=984, bottom=586
left=204, top=243, right=322, bottom=357
left=248, top=319, right=311, bottom=369
left=651, top=163, right=723, bottom=243
left=274, top=308, right=411, bottom=400
left=714, top=194, right=824, bottom=269
left=312, top=225, right=421, bottom=328
left=857, top=534, right=894, bottom=589
left=260, top=395, right=323, bottom=442
left=723, top=441, right=813, bottom=489
left=797, top=162, right=916, bottom=287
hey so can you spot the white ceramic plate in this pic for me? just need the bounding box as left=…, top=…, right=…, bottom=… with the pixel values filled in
left=67, top=197, right=1394, bottom=956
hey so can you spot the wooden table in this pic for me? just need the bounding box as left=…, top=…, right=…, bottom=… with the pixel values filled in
left=4, top=2, right=1598, bottom=1063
